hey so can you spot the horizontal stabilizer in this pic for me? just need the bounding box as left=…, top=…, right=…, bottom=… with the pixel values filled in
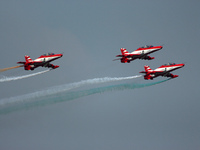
left=116, top=55, right=123, bottom=57
left=139, top=71, right=147, bottom=74
left=17, top=61, right=26, bottom=64
left=113, top=58, right=121, bottom=61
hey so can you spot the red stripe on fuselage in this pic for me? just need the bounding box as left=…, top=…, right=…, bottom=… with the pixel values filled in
left=134, top=46, right=162, bottom=51
left=158, top=64, right=184, bottom=68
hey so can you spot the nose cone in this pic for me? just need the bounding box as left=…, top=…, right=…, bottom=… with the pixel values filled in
left=178, top=63, right=185, bottom=68
left=160, top=46, right=163, bottom=49
left=59, top=54, right=63, bottom=57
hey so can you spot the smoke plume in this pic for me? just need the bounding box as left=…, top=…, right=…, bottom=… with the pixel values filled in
left=0, top=65, right=23, bottom=72
left=0, top=78, right=170, bottom=114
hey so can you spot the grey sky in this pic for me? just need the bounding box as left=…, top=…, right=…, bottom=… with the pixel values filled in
left=0, top=0, right=200, bottom=150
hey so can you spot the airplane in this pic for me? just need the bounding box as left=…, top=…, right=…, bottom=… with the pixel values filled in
left=114, top=45, right=163, bottom=63
left=17, top=53, right=63, bottom=70
left=139, top=63, right=185, bottom=80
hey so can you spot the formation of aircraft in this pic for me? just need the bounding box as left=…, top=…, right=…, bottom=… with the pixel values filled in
left=14, top=44, right=184, bottom=80
left=114, top=45, right=163, bottom=63
left=139, top=63, right=185, bottom=80
left=114, top=44, right=185, bottom=79
left=17, top=53, right=63, bottom=70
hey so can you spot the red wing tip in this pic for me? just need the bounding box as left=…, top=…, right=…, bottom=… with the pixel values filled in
left=172, top=75, right=179, bottom=78
left=53, top=65, right=59, bottom=69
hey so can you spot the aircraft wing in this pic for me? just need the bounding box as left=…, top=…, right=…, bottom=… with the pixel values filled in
left=140, top=54, right=154, bottom=60
left=30, top=61, right=43, bottom=65
left=17, top=61, right=43, bottom=65
left=116, top=54, right=134, bottom=58
left=152, top=71, right=174, bottom=78
left=126, top=55, right=134, bottom=58
left=162, top=72, right=175, bottom=78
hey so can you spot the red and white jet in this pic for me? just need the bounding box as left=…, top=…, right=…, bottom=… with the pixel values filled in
left=114, top=45, right=163, bottom=63
left=17, top=53, right=63, bottom=70
left=140, top=63, right=185, bottom=80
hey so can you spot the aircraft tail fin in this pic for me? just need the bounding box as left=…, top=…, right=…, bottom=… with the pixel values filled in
left=139, top=66, right=154, bottom=80
left=144, top=65, right=153, bottom=73
left=139, top=65, right=153, bottom=74
left=25, top=55, right=33, bottom=63
left=120, top=48, right=129, bottom=55
left=115, top=48, right=131, bottom=63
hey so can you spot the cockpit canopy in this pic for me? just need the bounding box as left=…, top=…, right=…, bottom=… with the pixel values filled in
left=42, top=53, right=55, bottom=56
left=139, top=45, right=153, bottom=48
left=163, top=63, right=176, bottom=66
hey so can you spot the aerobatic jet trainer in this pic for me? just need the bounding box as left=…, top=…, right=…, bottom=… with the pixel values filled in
left=17, top=53, right=63, bottom=70
left=139, top=63, right=185, bottom=80
left=114, top=45, right=163, bottom=63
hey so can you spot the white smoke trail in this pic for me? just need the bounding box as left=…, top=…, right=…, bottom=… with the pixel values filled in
left=0, top=69, right=50, bottom=82
left=0, top=75, right=142, bottom=107
left=44, top=75, right=143, bottom=94
left=0, top=78, right=170, bottom=114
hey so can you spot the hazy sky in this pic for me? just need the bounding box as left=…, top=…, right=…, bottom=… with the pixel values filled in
left=0, top=0, right=200, bottom=150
